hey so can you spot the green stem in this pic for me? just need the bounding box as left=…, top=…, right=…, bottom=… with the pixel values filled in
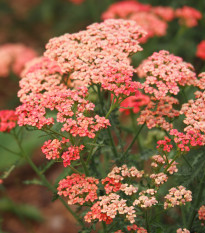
left=164, top=152, right=180, bottom=173
left=123, top=123, right=145, bottom=157
left=80, top=153, right=89, bottom=176
left=187, top=169, right=205, bottom=229
left=102, top=221, right=107, bottom=233
left=145, top=210, right=150, bottom=233
left=107, top=127, right=118, bottom=157
left=13, top=133, right=84, bottom=227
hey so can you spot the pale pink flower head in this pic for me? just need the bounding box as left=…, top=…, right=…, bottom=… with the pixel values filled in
left=0, top=43, right=37, bottom=78
left=58, top=173, right=99, bottom=205
left=45, top=19, right=145, bottom=97
left=0, top=110, right=18, bottom=132
left=176, top=228, right=190, bottom=233
left=175, top=6, right=202, bottom=27
left=196, top=40, right=205, bottom=60
left=136, top=50, right=197, bottom=99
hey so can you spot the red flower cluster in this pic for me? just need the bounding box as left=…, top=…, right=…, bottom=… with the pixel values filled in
left=0, top=110, right=18, bottom=132
left=196, top=41, right=205, bottom=60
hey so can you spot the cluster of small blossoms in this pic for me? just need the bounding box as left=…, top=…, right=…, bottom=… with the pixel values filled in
left=170, top=129, right=204, bottom=152
left=119, top=91, right=150, bottom=115
left=136, top=50, right=197, bottom=99
left=16, top=87, right=110, bottom=138
left=150, top=173, right=168, bottom=187
left=84, top=193, right=136, bottom=224
left=164, top=186, right=192, bottom=209
left=196, top=41, right=205, bottom=60
left=115, top=224, right=147, bottom=233
left=0, top=43, right=37, bottom=77
left=133, top=189, right=158, bottom=208
left=180, top=91, right=205, bottom=136
left=102, top=165, right=144, bottom=194
left=57, top=173, right=99, bottom=205
left=175, top=6, right=202, bottom=28
left=198, top=205, right=205, bottom=225
left=102, top=1, right=175, bottom=43
left=45, top=19, right=145, bottom=97
left=137, top=96, right=179, bottom=131
left=18, top=56, right=66, bottom=102
left=0, top=110, right=18, bottom=132
left=151, top=155, right=178, bottom=175
left=156, top=137, right=173, bottom=152
left=176, top=228, right=190, bottom=233
left=41, top=138, right=84, bottom=167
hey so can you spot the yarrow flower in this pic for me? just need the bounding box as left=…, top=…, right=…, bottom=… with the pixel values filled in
left=16, top=87, right=110, bottom=138
left=175, top=6, right=202, bottom=28
left=164, top=186, right=192, bottom=209
left=58, top=173, right=99, bottom=205
left=176, top=228, right=190, bottom=233
left=0, top=43, right=37, bottom=78
left=127, top=224, right=147, bottom=233
left=0, top=110, right=18, bottom=132
left=136, top=50, right=197, bottom=99
left=41, top=138, right=84, bottom=167
left=198, top=205, right=205, bottom=225
left=133, top=189, right=158, bottom=208
left=150, top=173, right=168, bottom=186
left=45, top=19, right=145, bottom=97
left=102, top=1, right=174, bottom=43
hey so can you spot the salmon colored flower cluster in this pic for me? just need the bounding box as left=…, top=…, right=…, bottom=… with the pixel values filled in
left=41, top=138, right=84, bottom=167
left=16, top=87, right=110, bottom=137
left=102, top=1, right=174, bottom=43
left=127, top=224, right=147, bottom=233
left=137, top=96, right=179, bottom=131
left=198, top=205, right=205, bottom=225
left=136, top=50, right=197, bottom=99
left=164, top=186, right=192, bottom=209
left=0, top=43, right=37, bottom=78
left=119, top=91, right=150, bottom=115
left=18, top=56, right=66, bottom=102
left=175, top=6, right=202, bottom=28
left=0, top=110, right=18, bottom=132
left=150, top=173, right=168, bottom=186
left=85, top=193, right=136, bottom=224
left=157, top=137, right=173, bottom=152
left=57, top=173, right=99, bottom=205
left=45, top=19, right=145, bottom=97
left=176, top=228, right=190, bottom=233
left=133, top=189, right=158, bottom=208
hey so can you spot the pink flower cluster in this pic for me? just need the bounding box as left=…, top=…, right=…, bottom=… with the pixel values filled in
left=198, top=205, right=205, bottom=225
left=157, top=137, right=173, bottom=152
left=175, top=6, right=202, bottom=28
left=119, top=91, right=150, bottom=115
left=176, top=229, right=190, bottom=233
left=115, top=224, right=147, bottom=233
left=18, top=56, right=66, bottom=102
left=57, top=173, right=99, bottom=205
left=0, top=110, right=18, bottom=132
left=85, top=193, right=136, bottom=224
left=136, top=50, right=197, bottom=99
left=151, top=155, right=178, bottom=175
left=164, top=186, right=192, bottom=209
left=45, top=19, right=145, bottom=97
left=41, top=138, right=84, bottom=167
left=150, top=173, right=168, bottom=187
left=16, top=87, right=110, bottom=138
left=137, top=96, right=179, bottom=131
left=133, top=189, right=158, bottom=208
left=0, top=43, right=37, bottom=78
left=102, top=1, right=175, bottom=43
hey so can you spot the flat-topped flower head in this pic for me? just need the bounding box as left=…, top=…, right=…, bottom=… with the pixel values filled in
left=133, top=189, right=158, bottom=208
left=198, top=205, right=205, bottom=225
left=175, top=6, right=202, bottom=28
left=58, top=173, right=99, bottom=205
left=164, top=186, right=192, bottom=209
left=136, top=50, right=197, bottom=99
left=176, top=228, right=190, bottom=233
left=0, top=43, right=37, bottom=78
left=16, top=87, right=110, bottom=137
left=18, top=56, right=66, bottom=102
left=45, top=19, right=145, bottom=97
left=0, top=110, right=18, bottom=132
